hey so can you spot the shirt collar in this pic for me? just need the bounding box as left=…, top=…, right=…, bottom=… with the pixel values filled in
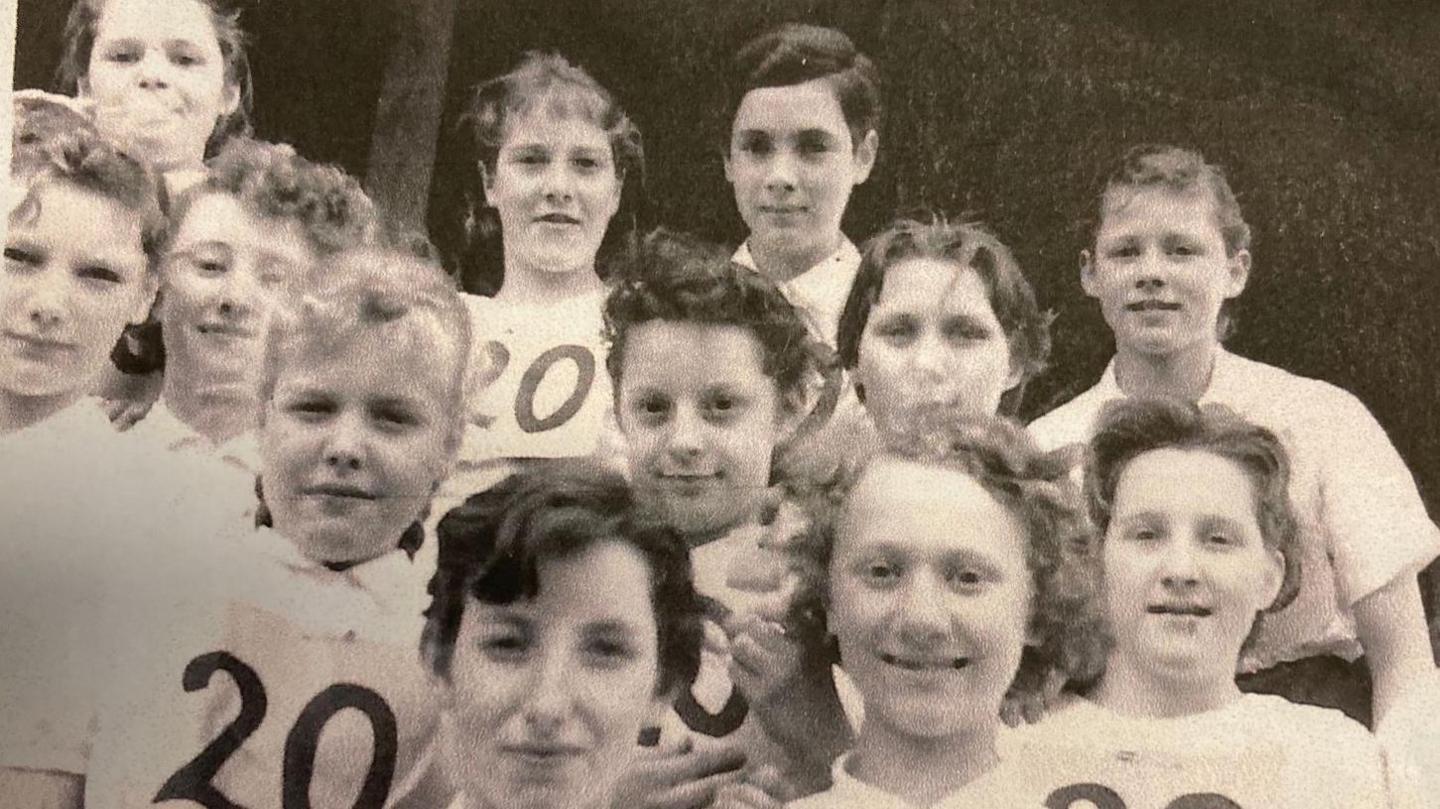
left=127, top=398, right=211, bottom=453
left=1100, top=346, right=1238, bottom=404
left=823, top=752, right=923, bottom=809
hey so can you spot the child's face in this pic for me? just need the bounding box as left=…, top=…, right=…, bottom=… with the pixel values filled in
left=1082, top=186, right=1248, bottom=358
left=855, top=258, right=1019, bottom=435
left=2, top=182, right=154, bottom=400
left=617, top=321, right=791, bottom=537
left=260, top=323, right=456, bottom=564
left=84, top=0, right=238, bottom=170
left=1102, top=448, right=1283, bottom=684
left=725, top=79, right=875, bottom=263
left=830, top=457, right=1033, bottom=740
left=162, top=192, right=317, bottom=402
left=440, top=539, right=664, bottom=809
left=485, top=109, right=622, bottom=279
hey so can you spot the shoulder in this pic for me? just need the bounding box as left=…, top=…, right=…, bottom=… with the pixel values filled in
left=1028, top=380, right=1112, bottom=451
left=1234, top=694, right=1380, bottom=753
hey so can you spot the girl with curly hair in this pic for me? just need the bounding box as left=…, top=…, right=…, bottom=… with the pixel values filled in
left=123, top=138, right=376, bottom=460
left=1010, top=398, right=1393, bottom=809
left=772, top=415, right=1105, bottom=807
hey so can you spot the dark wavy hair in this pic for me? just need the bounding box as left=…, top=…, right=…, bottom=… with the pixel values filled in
left=785, top=414, right=1108, bottom=700
left=1092, top=144, right=1251, bottom=341
left=727, top=23, right=882, bottom=148
left=1084, top=397, right=1301, bottom=616
left=57, top=0, right=255, bottom=157
left=837, top=215, right=1052, bottom=416
left=421, top=461, right=704, bottom=699
left=603, top=229, right=841, bottom=441
left=456, top=51, right=645, bottom=294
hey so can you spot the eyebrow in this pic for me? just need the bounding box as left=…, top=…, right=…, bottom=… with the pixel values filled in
left=584, top=619, right=644, bottom=636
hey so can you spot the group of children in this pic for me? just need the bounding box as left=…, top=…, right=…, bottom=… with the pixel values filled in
left=2, top=1, right=1437, bottom=808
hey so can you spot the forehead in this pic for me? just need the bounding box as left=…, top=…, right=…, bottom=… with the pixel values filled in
left=733, top=78, right=850, bottom=136
left=840, top=457, right=1029, bottom=569
left=1112, top=448, right=1260, bottom=522
left=500, top=103, right=612, bottom=151
left=12, top=181, right=147, bottom=255
left=95, top=0, right=220, bottom=47
left=172, top=192, right=317, bottom=264
left=274, top=313, right=459, bottom=402
left=467, top=540, right=659, bottom=631
left=873, top=258, right=998, bottom=319
left=1098, top=186, right=1224, bottom=242
left=620, top=320, right=771, bottom=390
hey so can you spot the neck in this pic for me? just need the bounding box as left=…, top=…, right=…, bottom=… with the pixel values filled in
left=749, top=230, right=842, bottom=284
left=496, top=256, right=604, bottom=306
left=1113, top=339, right=1219, bottom=401
left=0, top=389, right=79, bottom=434
left=848, top=718, right=999, bottom=807
left=1091, top=653, right=1242, bottom=718
left=163, top=373, right=256, bottom=445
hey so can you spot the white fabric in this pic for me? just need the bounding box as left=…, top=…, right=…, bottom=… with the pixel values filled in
left=124, top=399, right=258, bottom=476
left=1008, top=693, right=1391, bottom=809
left=1375, top=667, right=1440, bottom=809
left=84, top=522, right=439, bottom=809
left=788, top=750, right=1049, bottom=809
left=733, top=238, right=861, bottom=348
left=1028, top=349, right=1440, bottom=672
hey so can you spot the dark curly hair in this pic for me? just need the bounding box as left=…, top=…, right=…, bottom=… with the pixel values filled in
left=603, top=229, right=842, bottom=441
left=784, top=414, right=1109, bottom=699
left=57, top=0, right=255, bottom=158
left=727, top=23, right=882, bottom=148
left=421, top=460, right=704, bottom=699
left=836, top=215, right=1052, bottom=416
left=116, top=139, right=378, bottom=374
left=1092, top=144, right=1251, bottom=341
left=1084, top=397, right=1301, bottom=616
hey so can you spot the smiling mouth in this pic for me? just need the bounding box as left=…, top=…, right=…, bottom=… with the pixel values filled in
left=5, top=330, right=75, bottom=352
left=303, top=483, right=375, bottom=500
left=1125, top=300, right=1182, bottom=312
left=196, top=323, right=255, bottom=339
left=504, top=743, right=583, bottom=765
left=880, top=652, right=969, bottom=671
left=759, top=205, right=806, bottom=215
left=535, top=213, right=582, bottom=225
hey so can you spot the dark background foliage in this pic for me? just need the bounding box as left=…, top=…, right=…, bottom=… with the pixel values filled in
left=15, top=0, right=1439, bottom=609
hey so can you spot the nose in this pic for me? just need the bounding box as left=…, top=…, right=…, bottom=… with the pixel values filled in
left=540, top=161, right=576, bottom=202
left=25, top=273, right=68, bottom=331
left=1159, top=540, right=1201, bottom=589
left=136, top=49, right=171, bottom=89
left=895, top=571, right=950, bottom=645
left=215, top=266, right=261, bottom=320
left=322, top=412, right=367, bottom=473
left=1132, top=250, right=1169, bottom=291
left=763, top=148, right=798, bottom=192
left=521, top=648, right=572, bottom=737
left=910, top=331, right=949, bottom=379
left=664, top=405, right=705, bottom=459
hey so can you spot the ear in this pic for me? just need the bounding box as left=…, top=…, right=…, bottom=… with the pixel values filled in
left=130, top=275, right=161, bottom=326
left=852, top=129, right=879, bottom=186
left=1225, top=249, right=1251, bottom=300
left=77, top=75, right=92, bottom=99
left=478, top=162, right=496, bottom=207
left=219, top=81, right=242, bottom=121
left=722, top=148, right=735, bottom=184
left=775, top=389, right=807, bottom=445
left=1261, top=547, right=1285, bottom=611
left=1078, top=249, right=1099, bottom=299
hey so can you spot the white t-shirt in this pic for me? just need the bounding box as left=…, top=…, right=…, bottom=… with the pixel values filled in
left=84, top=522, right=440, bottom=809
left=124, top=398, right=258, bottom=475
left=1028, top=350, right=1440, bottom=672
left=788, top=750, right=1051, bottom=809
left=1008, top=693, right=1391, bottom=809
left=733, top=238, right=861, bottom=349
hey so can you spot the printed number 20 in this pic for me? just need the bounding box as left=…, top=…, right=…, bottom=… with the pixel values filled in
left=1047, top=783, right=1244, bottom=808
left=514, top=344, right=595, bottom=434
left=154, top=651, right=398, bottom=809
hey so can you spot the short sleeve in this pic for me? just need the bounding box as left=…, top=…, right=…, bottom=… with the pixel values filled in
left=1293, top=708, right=1391, bottom=809
left=1313, top=388, right=1440, bottom=604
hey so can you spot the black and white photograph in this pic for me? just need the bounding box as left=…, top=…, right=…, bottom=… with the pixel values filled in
left=2, top=1, right=1438, bottom=807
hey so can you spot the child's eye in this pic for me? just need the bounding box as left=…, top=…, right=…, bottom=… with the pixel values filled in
left=106, top=48, right=141, bottom=64
left=635, top=395, right=670, bottom=419
left=572, top=155, right=606, bottom=172
left=1106, top=244, right=1140, bottom=259
left=945, top=566, right=987, bottom=592
left=169, top=48, right=203, bottom=67
left=704, top=393, right=742, bottom=420
left=371, top=405, right=417, bottom=427
left=796, top=133, right=833, bottom=156
left=1133, top=528, right=1161, bottom=542
left=858, top=559, right=900, bottom=586
left=1205, top=533, right=1236, bottom=547
left=196, top=258, right=228, bottom=275
left=287, top=398, right=334, bottom=419
left=943, top=320, right=991, bottom=343
left=583, top=636, right=636, bottom=664
left=513, top=150, right=548, bottom=166
left=78, top=265, right=123, bottom=284
left=737, top=134, right=773, bottom=157
left=874, top=316, right=917, bottom=344
left=480, top=632, right=530, bottom=661
left=1170, top=243, right=1199, bottom=257
left=4, top=247, right=41, bottom=269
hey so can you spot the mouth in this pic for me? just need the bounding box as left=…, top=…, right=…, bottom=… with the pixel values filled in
left=4, top=330, right=75, bottom=353
left=195, top=322, right=256, bottom=339
left=759, top=205, right=807, bottom=216
left=535, top=213, right=582, bottom=225
left=879, top=652, right=969, bottom=671
left=1125, top=300, right=1183, bottom=313
left=503, top=742, right=584, bottom=765
left=1146, top=603, right=1213, bottom=617
left=301, top=483, right=375, bottom=501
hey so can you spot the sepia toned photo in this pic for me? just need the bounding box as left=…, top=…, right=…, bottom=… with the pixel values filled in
left=2, top=1, right=1438, bottom=807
